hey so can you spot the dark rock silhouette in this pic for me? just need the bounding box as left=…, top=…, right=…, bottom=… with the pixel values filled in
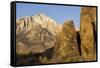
left=76, top=31, right=81, bottom=56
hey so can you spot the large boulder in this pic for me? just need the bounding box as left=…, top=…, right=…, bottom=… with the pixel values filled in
left=16, top=13, right=62, bottom=56
left=16, top=23, right=56, bottom=55
left=80, top=7, right=97, bottom=61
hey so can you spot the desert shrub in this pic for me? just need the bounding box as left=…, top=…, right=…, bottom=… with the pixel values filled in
left=39, top=56, right=49, bottom=64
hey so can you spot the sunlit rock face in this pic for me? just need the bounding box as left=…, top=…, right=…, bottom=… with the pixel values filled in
left=80, top=7, right=97, bottom=61
left=16, top=13, right=62, bottom=55
left=52, top=20, right=80, bottom=62
left=16, top=13, right=62, bottom=36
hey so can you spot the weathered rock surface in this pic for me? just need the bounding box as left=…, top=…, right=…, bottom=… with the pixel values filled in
left=16, top=13, right=62, bottom=55
left=80, top=7, right=97, bottom=61
left=16, top=13, right=62, bottom=36
left=52, top=20, right=80, bottom=62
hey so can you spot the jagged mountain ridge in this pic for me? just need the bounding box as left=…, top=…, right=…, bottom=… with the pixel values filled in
left=16, top=13, right=62, bottom=36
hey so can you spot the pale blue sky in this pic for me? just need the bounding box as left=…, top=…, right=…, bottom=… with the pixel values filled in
left=16, top=3, right=81, bottom=29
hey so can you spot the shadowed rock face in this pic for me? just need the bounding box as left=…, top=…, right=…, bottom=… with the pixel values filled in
left=16, top=13, right=62, bottom=56
left=52, top=20, right=80, bottom=62
left=80, top=7, right=96, bottom=61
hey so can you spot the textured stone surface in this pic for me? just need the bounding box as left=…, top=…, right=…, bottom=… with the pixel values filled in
left=80, top=7, right=96, bottom=61
left=16, top=13, right=62, bottom=36
left=53, top=20, right=80, bottom=62
left=16, top=13, right=62, bottom=55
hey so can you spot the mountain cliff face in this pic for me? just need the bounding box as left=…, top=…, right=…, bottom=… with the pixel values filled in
left=16, top=13, right=62, bottom=55
left=16, top=13, right=62, bottom=36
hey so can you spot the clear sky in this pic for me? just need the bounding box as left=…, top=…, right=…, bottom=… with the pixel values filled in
left=16, top=3, right=81, bottom=29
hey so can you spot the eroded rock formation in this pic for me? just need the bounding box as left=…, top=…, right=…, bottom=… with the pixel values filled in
left=52, top=20, right=80, bottom=63
left=80, top=7, right=97, bottom=61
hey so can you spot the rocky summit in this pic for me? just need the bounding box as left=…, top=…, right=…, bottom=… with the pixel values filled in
left=16, top=13, right=62, bottom=36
